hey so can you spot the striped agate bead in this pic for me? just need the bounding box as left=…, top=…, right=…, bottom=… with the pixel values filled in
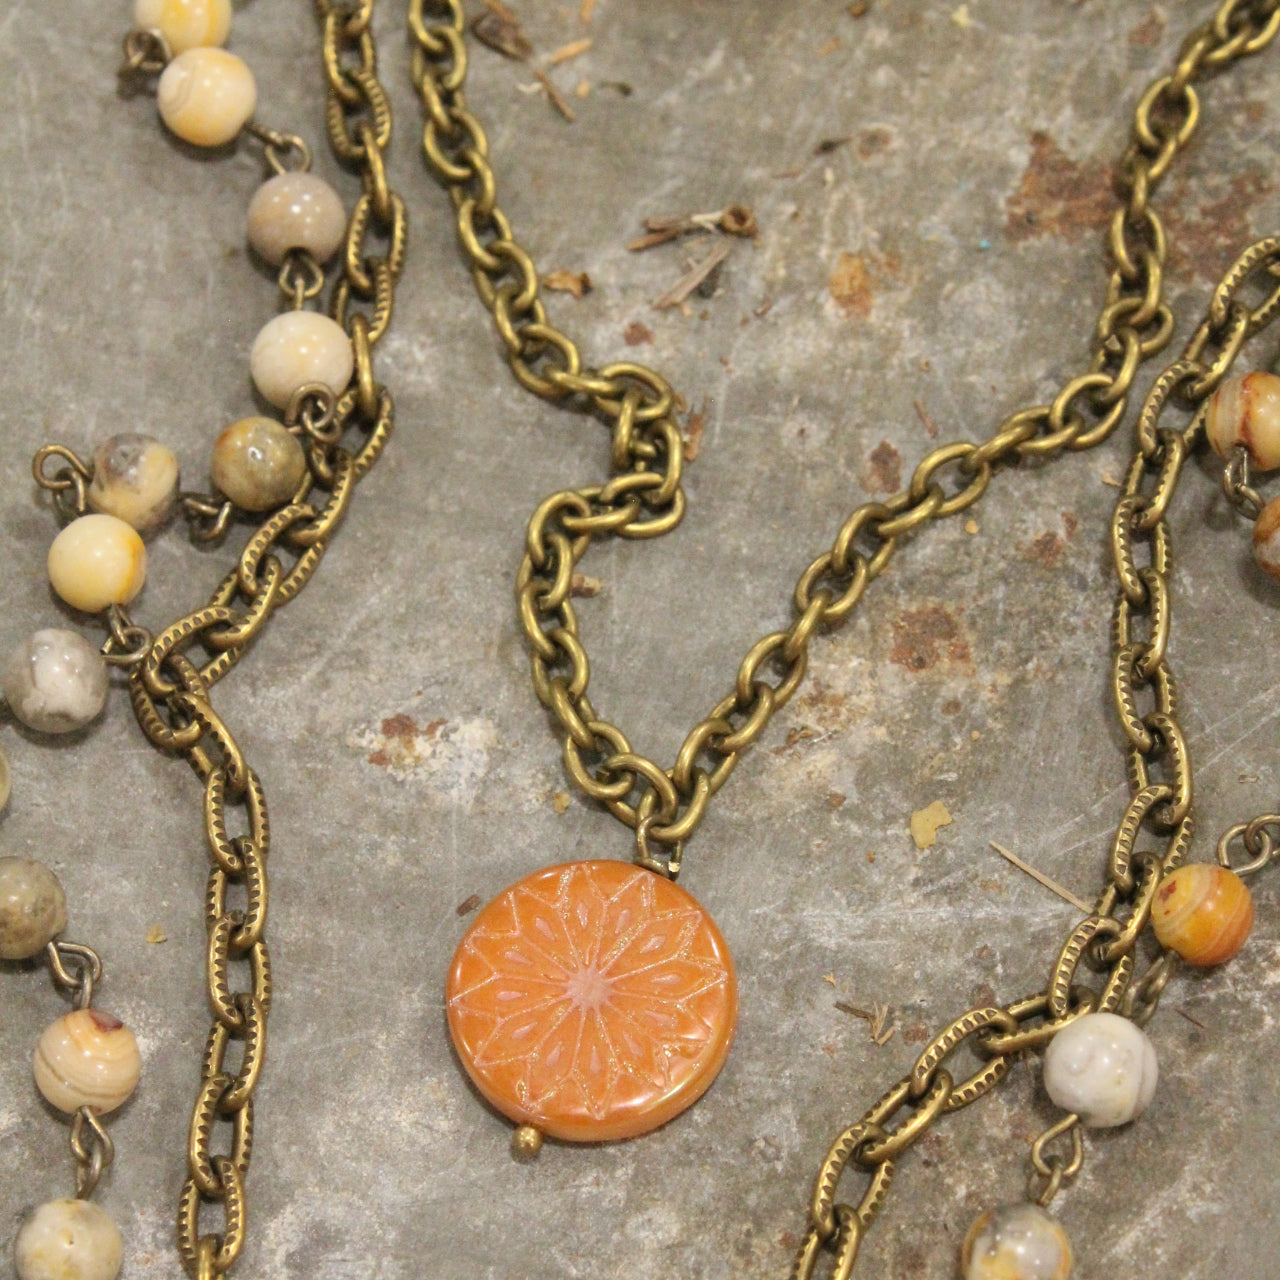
left=32, top=1009, right=141, bottom=1115
left=1151, top=864, right=1253, bottom=966
left=1206, top=371, right=1280, bottom=471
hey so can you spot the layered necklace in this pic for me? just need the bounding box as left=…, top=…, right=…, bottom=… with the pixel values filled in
left=3, top=2, right=1279, bottom=1278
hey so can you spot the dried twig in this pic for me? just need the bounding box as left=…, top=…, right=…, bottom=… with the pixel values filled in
left=628, top=204, right=757, bottom=252
left=533, top=69, right=576, bottom=121
left=652, top=240, right=730, bottom=310
left=548, top=37, right=592, bottom=65
left=990, top=842, right=1093, bottom=914
left=836, top=1000, right=895, bottom=1046
left=580, top=0, right=598, bottom=21
left=913, top=397, right=939, bottom=439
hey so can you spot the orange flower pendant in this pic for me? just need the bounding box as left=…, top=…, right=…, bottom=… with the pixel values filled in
left=446, top=860, right=738, bottom=1142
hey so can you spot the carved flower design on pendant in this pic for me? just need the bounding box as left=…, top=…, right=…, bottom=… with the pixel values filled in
left=446, top=860, right=738, bottom=1141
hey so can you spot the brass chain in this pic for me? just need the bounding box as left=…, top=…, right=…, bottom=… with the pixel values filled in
left=410, top=0, right=1280, bottom=878
left=407, top=0, right=1280, bottom=1274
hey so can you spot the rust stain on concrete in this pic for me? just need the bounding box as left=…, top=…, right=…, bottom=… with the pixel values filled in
left=828, top=250, right=903, bottom=318
left=1023, top=512, right=1079, bottom=569
left=889, top=603, right=972, bottom=672
left=857, top=125, right=894, bottom=160
left=1006, top=131, right=1112, bottom=242
left=862, top=439, right=902, bottom=493
left=1166, top=168, right=1274, bottom=280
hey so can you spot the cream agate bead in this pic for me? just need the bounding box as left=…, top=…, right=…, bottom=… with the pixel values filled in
left=250, top=311, right=354, bottom=409
left=1252, top=494, right=1280, bottom=583
left=0, top=857, right=67, bottom=960
left=1206, top=371, right=1280, bottom=470
left=3, top=630, right=109, bottom=734
left=157, top=47, right=256, bottom=147
left=47, top=515, right=146, bottom=614
left=1042, top=1011, right=1157, bottom=1128
left=33, top=1009, right=142, bottom=1115
left=134, top=0, right=232, bottom=54
left=248, top=172, right=347, bottom=266
left=14, top=1198, right=123, bottom=1280
left=87, top=433, right=179, bottom=535
left=211, top=416, right=308, bottom=511
left=961, top=1204, right=1072, bottom=1280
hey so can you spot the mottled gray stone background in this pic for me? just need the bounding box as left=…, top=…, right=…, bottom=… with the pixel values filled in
left=3, top=1, right=1280, bottom=1277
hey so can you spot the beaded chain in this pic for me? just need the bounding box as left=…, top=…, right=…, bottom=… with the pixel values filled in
left=3, top=3, right=1280, bottom=1280
left=1, top=746, right=133, bottom=1276
left=7, top=2, right=401, bottom=1277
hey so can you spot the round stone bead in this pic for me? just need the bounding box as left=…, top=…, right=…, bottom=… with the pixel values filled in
left=157, top=47, right=256, bottom=148
left=47, top=515, right=146, bottom=614
left=0, top=745, right=10, bottom=812
left=211, top=416, right=308, bottom=511
left=134, top=0, right=231, bottom=53
left=14, top=1198, right=123, bottom=1280
left=248, top=172, right=347, bottom=266
left=33, top=1009, right=141, bottom=1115
left=1252, top=494, right=1280, bottom=583
left=961, top=1203, right=1072, bottom=1280
left=0, top=858, right=67, bottom=960
left=1206, top=371, right=1280, bottom=470
left=87, top=433, right=180, bottom=535
left=1043, top=1011, right=1157, bottom=1128
left=1152, top=863, right=1254, bottom=966
left=3, top=630, right=109, bottom=734
left=250, top=311, right=354, bottom=409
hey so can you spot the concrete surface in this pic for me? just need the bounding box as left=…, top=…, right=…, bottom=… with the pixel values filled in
left=3, top=2, right=1280, bottom=1278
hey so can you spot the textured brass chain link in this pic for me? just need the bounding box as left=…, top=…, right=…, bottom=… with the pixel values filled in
left=409, top=0, right=1280, bottom=1274
left=39, top=3, right=406, bottom=1276
left=411, top=0, right=1279, bottom=878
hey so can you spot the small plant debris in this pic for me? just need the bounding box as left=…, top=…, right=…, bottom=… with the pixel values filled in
left=836, top=1000, right=896, bottom=1046
left=533, top=69, right=576, bottom=120
left=652, top=240, right=730, bottom=310
left=548, top=36, right=592, bottom=65
left=472, top=7, right=531, bottom=60
left=628, top=204, right=758, bottom=251
left=544, top=269, right=592, bottom=298
left=683, top=401, right=708, bottom=459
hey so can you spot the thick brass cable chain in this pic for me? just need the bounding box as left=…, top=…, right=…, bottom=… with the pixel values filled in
left=407, top=0, right=1280, bottom=1275
left=411, top=0, right=1280, bottom=877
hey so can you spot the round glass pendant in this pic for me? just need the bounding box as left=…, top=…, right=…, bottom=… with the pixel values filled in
left=446, top=860, right=737, bottom=1142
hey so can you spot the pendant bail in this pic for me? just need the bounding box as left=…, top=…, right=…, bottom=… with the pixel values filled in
left=633, top=812, right=683, bottom=880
